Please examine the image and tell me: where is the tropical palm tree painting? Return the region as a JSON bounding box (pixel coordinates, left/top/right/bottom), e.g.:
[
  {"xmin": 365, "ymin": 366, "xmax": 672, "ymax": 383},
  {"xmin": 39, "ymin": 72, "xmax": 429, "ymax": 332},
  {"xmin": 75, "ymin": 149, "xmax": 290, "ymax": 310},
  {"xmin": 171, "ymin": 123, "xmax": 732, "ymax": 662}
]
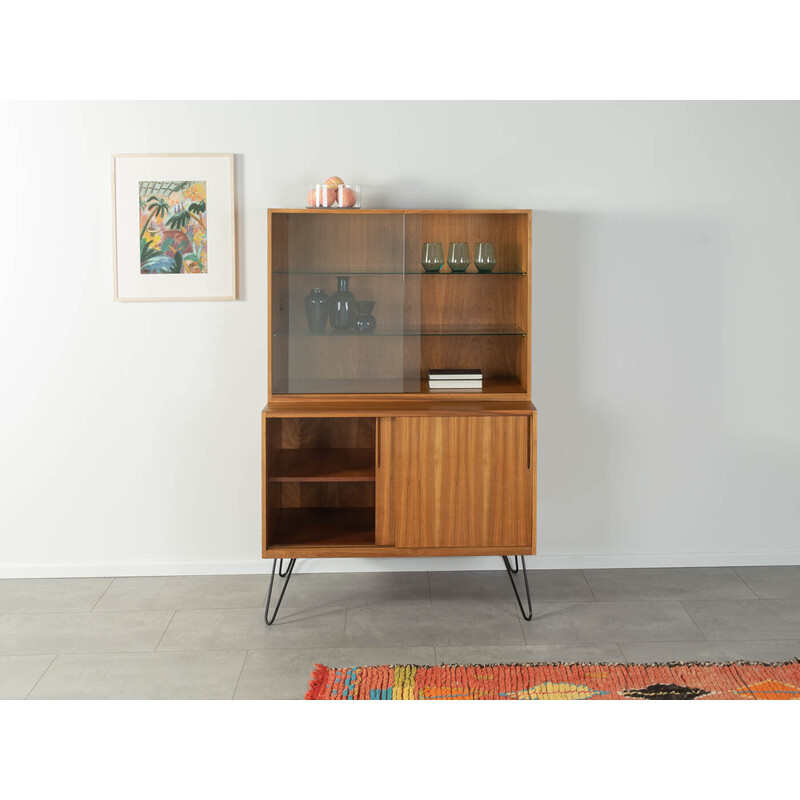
[{"xmin": 138, "ymin": 180, "xmax": 207, "ymax": 274}]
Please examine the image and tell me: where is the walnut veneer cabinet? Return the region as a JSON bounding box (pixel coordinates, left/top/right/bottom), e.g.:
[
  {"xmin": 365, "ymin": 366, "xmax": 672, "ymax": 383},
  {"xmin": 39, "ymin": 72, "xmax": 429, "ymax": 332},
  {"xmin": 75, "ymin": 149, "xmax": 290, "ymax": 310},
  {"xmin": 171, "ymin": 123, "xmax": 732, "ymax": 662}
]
[{"xmin": 262, "ymin": 209, "xmax": 537, "ymax": 623}]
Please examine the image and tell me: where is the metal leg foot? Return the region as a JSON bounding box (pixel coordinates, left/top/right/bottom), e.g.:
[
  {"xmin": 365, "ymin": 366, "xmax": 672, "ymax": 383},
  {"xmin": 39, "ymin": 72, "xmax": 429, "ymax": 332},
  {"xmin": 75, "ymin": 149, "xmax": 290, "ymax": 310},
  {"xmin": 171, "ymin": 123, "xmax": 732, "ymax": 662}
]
[
  {"xmin": 265, "ymin": 558, "xmax": 296, "ymax": 626},
  {"xmin": 502, "ymin": 555, "xmax": 532, "ymax": 621}
]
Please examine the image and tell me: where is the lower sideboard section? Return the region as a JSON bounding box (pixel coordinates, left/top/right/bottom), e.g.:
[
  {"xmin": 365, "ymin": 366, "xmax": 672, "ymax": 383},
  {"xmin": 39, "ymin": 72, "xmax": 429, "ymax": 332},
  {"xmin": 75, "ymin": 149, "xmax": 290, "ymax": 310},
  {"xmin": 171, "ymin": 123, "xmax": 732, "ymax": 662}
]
[{"xmin": 262, "ymin": 407, "xmax": 537, "ymax": 559}]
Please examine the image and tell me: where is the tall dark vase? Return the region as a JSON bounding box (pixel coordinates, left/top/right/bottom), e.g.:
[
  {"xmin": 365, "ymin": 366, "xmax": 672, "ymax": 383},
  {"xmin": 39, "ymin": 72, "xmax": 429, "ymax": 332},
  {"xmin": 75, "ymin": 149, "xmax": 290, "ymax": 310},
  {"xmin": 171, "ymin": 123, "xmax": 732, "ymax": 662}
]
[
  {"xmin": 329, "ymin": 275, "xmax": 355, "ymax": 330},
  {"xmin": 304, "ymin": 288, "xmax": 329, "ymax": 333}
]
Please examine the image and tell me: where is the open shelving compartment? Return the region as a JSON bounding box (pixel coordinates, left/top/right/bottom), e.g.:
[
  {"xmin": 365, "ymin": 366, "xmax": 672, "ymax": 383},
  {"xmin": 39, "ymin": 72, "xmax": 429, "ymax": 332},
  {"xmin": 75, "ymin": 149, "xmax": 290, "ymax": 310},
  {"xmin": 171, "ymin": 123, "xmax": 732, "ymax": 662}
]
[
  {"xmin": 268, "ymin": 209, "xmax": 531, "ymax": 401},
  {"xmin": 263, "ymin": 416, "xmax": 378, "ymax": 553}
]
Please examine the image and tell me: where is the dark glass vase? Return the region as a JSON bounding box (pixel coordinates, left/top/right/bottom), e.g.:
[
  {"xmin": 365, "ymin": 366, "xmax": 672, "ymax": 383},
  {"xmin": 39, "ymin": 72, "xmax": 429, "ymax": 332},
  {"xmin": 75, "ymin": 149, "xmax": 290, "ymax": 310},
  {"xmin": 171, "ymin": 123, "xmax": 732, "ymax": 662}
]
[
  {"xmin": 329, "ymin": 275, "xmax": 355, "ymax": 330},
  {"xmin": 352, "ymin": 300, "xmax": 377, "ymax": 334},
  {"xmin": 304, "ymin": 287, "xmax": 329, "ymax": 333}
]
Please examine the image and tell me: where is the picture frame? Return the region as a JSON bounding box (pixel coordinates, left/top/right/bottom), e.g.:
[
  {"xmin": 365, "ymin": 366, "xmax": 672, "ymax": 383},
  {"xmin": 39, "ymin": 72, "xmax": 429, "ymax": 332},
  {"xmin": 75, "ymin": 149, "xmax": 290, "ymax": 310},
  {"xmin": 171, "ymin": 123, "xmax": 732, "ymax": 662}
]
[{"xmin": 112, "ymin": 153, "xmax": 237, "ymax": 301}]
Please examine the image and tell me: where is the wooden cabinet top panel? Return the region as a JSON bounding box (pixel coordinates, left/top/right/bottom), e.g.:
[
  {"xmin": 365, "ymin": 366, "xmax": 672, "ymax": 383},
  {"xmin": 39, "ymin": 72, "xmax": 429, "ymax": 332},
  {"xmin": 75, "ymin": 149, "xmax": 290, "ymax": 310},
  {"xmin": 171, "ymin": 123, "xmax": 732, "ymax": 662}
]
[
  {"xmin": 268, "ymin": 209, "xmax": 532, "ymax": 215},
  {"xmin": 263, "ymin": 401, "xmax": 536, "ymax": 417}
]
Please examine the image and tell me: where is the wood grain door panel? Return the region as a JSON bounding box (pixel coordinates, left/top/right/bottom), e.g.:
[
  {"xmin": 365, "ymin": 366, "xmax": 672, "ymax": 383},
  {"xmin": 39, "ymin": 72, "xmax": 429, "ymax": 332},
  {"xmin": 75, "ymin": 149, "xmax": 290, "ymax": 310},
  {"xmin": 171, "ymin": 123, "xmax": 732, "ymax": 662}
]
[{"xmin": 382, "ymin": 416, "xmax": 532, "ymax": 549}]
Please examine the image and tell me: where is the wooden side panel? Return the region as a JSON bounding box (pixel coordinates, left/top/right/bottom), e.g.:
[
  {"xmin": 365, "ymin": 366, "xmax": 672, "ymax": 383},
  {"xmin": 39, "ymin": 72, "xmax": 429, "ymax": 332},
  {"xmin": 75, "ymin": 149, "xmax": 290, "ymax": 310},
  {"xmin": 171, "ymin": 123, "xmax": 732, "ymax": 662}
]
[
  {"xmin": 262, "ymin": 414, "xmax": 267, "ymax": 553},
  {"xmin": 384, "ymin": 416, "xmax": 532, "ymax": 549},
  {"xmin": 522, "ymin": 210, "xmax": 532, "ymax": 394},
  {"xmin": 263, "ymin": 418, "xmax": 283, "ymax": 551},
  {"xmin": 269, "ymin": 213, "xmax": 289, "ymax": 398},
  {"xmin": 531, "ymin": 410, "xmax": 538, "ymax": 553}
]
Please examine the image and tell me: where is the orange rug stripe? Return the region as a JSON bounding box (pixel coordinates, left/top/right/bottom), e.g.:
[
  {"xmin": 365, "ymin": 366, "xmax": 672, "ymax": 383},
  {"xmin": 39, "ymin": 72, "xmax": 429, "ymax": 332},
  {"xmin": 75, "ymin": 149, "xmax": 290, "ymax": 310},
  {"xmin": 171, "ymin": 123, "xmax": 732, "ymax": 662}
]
[{"xmin": 305, "ymin": 660, "xmax": 800, "ymax": 700}]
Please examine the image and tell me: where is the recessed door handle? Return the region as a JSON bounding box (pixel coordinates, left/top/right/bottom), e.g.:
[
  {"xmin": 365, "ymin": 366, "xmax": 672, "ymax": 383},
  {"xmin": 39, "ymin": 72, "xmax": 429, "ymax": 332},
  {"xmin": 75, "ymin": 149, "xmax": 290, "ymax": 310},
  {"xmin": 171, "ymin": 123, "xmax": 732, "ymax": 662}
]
[{"xmin": 527, "ymin": 416, "xmax": 532, "ymax": 469}]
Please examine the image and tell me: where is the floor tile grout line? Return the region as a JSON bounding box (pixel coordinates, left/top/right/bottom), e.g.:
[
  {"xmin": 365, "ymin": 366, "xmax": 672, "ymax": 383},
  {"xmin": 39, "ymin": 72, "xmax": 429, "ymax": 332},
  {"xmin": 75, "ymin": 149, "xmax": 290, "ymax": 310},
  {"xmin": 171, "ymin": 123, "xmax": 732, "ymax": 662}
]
[
  {"xmin": 25, "ymin": 647, "xmax": 272, "ymax": 657},
  {"xmin": 39, "ymin": 639, "xmax": 712, "ymax": 656},
  {"xmin": 230, "ymin": 650, "xmax": 250, "ymax": 700},
  {"xmin": 514, "ymin": 589, "xmax": 530, "ymax": 643},
  {"xmin": 731, "ymin": 566, "xmax": 765, "ymax": 599},
  {"xmin": 152, "ymin": 610, "xmax": 177, "ymax": 652},
  {"xmin": 89, "ymin": 578, "xmax": 116, "ymax": 612},
  {"xmin": 579, "ymin": 570, "xmax": 599, "ymax": 602},
  {"xmin": 678, "ymin": 600, "xmax": 709, "ymax": 641},
  {"xmin": 89, "ymin": 575, "xmax": 119, "ymax": 613},
  {"xmin": 86, "ymin": 603, "xmax": 286, "ymax": 613},
  {"xmin": 23, "ymin": 653, "xmax": 58, "ymax": 700}
]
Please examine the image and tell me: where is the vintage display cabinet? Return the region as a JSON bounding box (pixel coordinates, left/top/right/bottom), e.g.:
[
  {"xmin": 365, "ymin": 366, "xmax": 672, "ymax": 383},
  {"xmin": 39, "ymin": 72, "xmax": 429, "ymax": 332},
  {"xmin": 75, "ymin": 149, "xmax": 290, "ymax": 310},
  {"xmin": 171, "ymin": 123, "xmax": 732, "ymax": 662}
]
[{"xmin": 262, "ymin": 209, "xmax": 537, "ymax": 623}]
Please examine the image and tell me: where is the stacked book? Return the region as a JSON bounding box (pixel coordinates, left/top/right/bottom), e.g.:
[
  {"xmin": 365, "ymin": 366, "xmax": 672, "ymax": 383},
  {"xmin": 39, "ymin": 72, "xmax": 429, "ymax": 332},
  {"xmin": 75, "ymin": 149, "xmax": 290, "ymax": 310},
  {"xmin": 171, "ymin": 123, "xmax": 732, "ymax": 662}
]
[{"xmin": 428, "ymin": 369, "xmax": 483, "ymax": 391}]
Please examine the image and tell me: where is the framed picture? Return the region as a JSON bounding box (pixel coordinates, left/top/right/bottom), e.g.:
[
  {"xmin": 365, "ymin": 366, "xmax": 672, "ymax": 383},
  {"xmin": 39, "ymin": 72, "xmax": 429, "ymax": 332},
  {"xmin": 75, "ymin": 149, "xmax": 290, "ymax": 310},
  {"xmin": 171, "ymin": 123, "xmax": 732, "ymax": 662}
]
[{"xmin": 112, "ymin": 153, "xmax": 236, "ymax": 301}]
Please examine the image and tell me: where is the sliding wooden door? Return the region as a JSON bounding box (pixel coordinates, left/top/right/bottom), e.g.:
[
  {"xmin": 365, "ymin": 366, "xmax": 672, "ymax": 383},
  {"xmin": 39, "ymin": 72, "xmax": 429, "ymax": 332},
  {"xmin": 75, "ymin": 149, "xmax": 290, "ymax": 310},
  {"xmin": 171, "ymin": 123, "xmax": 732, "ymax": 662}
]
[{"xmin": 377, "ymin": 415, "xmax": 533, "ymax": 550}]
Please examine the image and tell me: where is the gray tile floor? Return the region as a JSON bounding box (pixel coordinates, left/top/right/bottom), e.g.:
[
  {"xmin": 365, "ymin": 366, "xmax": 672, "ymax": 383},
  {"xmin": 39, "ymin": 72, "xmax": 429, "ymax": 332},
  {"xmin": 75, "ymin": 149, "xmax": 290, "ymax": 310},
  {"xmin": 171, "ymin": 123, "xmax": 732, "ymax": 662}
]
[{"xmin": 1, "ymin": 566, "xmax": 798, "ymax": 699}]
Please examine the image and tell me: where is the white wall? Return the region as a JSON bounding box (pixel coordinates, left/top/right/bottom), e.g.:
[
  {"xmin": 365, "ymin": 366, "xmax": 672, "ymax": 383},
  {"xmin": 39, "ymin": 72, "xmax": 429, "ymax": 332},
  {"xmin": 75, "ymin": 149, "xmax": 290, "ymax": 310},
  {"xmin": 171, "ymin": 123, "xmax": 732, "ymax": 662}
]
[{"xmin": 2, "ymin": 101, "xmax": 799, "ymax": 577}]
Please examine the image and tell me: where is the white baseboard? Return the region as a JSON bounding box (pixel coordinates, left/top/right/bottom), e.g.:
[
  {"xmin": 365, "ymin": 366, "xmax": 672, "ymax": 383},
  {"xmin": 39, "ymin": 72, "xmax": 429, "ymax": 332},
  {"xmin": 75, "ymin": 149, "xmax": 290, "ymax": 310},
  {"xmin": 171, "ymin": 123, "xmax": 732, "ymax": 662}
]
[{"xmin": 2, "ymin": 551, "xmax": 799, "ymax": 578}]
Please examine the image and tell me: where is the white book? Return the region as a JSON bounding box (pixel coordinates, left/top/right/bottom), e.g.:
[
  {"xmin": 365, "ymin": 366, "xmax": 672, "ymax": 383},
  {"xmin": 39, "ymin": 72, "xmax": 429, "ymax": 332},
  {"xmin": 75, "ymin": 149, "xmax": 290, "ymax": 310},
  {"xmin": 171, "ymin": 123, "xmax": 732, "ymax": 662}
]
[
  {"xmin": 428, "ymin": 386, "xmax": 482, "ymax": 392},
  {"xmin": 428, "ymin": 379, "xmax": 483, "ymax": 389},
  {"xmin": 428, "ymin": 369, "xmax": 482, "ymax": 381}
]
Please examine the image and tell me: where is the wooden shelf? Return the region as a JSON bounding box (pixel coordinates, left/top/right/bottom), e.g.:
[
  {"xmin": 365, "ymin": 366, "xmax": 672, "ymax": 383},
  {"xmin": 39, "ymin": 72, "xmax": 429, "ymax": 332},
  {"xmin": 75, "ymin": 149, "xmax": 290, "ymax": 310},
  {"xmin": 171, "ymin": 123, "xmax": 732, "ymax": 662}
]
[
  {"xmin": 269, "ymin": 448, "xmax": 375, "ymax": 482},
  {"xmin": 419, "ymin": 377, "xmax": 524, "ymax": 395},
  {"xmin": 269, "ymin": 507, "xmax": 375, "ymax": 548},
  {"xmin": 273, "ymin": 269, "xmax": 526, "ymax": 275}
]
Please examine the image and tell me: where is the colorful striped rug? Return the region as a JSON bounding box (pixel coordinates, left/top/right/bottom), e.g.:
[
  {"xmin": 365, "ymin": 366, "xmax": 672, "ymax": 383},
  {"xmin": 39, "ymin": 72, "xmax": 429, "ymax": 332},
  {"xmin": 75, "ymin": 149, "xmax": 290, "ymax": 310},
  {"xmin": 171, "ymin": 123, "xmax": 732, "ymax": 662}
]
[{"xmin": 305, "ymin": 660, "xmax": 800, "ymax": 700}]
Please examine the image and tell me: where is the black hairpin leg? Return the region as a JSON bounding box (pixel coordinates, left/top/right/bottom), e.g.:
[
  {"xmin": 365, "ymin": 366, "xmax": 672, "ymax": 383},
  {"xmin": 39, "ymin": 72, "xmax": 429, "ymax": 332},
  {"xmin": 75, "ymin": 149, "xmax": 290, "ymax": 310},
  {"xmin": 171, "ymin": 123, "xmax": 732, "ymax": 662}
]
[
  {"xmin": 507, "ymin": 556, "xmax": 519, "ymax": 574},
  {"xmin": 502, "ymin": 555, "xmax": 532, "ymax": 621},
  {"xmin": 264, "ymin": 558, "xmax": 296, "ymax": 625},
  {"xmin": 278, "ymin": 559, "xmax": 291, "ymax": 577}
]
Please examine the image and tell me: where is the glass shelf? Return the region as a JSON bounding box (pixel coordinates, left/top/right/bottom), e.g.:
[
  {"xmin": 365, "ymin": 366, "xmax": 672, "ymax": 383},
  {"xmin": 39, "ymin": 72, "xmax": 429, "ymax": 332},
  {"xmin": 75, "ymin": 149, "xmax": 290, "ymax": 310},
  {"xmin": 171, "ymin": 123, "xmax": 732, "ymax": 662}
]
[
  {"xmin": 274, "ymin": 324, "xmax": 526, "ymax": 337},
  {"xmin": 274, "ymin": 269, "xmax": 403, "ymax": 275},
  {"xmin": 417, "ymin": 270, "xmax": 526, "ymax": 275},
  {"xmin": 273, "ymin": 269, "xmax": 526, "ymax": 275}
]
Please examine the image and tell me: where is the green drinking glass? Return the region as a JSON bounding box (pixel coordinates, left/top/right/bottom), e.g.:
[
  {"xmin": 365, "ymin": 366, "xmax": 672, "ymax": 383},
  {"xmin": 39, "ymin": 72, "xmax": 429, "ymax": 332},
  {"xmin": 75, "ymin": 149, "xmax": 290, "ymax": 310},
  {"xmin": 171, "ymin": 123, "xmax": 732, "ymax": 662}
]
[
  {"xmin": 474, "ymin": 242, "xmax": 497, "ymax": 272},
  {"xmin": 421, "ymin": 242, "xmax": 444, "ymax": 272},
  {"xmin": 447, "ymin": 242, "xmax": 470, "ymax": 272}
]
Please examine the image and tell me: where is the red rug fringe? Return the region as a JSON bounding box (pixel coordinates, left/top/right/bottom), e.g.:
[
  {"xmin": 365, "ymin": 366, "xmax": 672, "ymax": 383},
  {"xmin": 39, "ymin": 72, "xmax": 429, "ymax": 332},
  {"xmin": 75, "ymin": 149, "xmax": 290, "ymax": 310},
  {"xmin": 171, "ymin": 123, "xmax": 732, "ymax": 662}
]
[{"xmin": 305, "ymin": 663, "xmax": 329, "ymax": 700}]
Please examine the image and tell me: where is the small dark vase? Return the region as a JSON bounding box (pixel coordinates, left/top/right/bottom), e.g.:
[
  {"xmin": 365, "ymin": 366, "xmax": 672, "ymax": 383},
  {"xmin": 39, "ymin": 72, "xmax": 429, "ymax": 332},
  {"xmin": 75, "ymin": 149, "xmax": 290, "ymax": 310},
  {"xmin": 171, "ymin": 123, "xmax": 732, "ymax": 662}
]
[
  {"xmin": 352, "ymin": 300, "xmax": 377, "ymax": 334},
  {"xmin": 329, "ymin": 275, "xmax": 355, "ymax": 330},
  {"xmin": 304, "ymin": 288, "xmax": 329, "ymax": 333}
]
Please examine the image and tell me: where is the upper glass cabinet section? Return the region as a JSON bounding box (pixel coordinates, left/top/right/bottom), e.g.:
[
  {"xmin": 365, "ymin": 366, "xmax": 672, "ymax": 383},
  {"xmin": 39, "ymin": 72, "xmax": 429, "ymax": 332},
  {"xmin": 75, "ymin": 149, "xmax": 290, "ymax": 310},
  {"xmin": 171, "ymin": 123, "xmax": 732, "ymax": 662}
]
[{"xmin": 269, "ymin": 210, "xmax": 531, "ymax": 398}]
